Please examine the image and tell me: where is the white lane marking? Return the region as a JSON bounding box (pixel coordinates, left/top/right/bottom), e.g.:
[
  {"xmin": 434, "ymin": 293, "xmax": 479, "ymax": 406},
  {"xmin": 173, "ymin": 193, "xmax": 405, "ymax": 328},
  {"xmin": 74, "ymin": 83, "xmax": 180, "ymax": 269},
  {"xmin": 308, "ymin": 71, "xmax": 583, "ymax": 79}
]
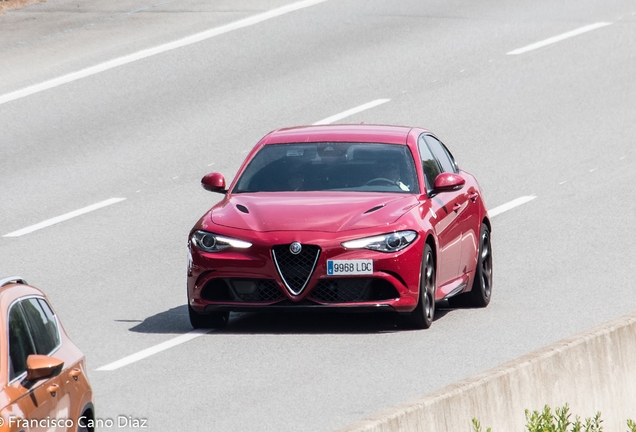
[
  {"xmin": 559, "ymin": 180, "xmax": 567, "ymax": 185},
  {"xmin": 96, "ymin": 329, "xmax": 210, "ymax": 371},
  {"xmin": 3, "ymin": 198, "xmax": 126, "ymax": 237},
  {"xmin": 489, "ymin": 195, "xmax": 536, "ymax": 218},
  {"xmin": 313, "ymin": 99, "xmax": 391, "ymax": 125},
  {"xmin": 506, "ymin": 22, "xmax": 612, "ymax": 55},
  {"xmin": 590, "ymin": 168, "xmax": 597, "ymax": 172},
  {"xmin": 0, "ymin": 0, "xmax": 329, "ymax": 106}
]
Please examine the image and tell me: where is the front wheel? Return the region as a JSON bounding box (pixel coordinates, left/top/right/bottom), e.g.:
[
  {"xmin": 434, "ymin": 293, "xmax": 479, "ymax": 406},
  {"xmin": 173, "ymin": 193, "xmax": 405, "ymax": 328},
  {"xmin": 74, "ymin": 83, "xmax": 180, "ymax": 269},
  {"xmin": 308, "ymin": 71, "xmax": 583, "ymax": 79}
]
[
  {"xmin": 188, "ymin": 304, "xmax": 229, "ymax": 329},
  {"xmin": 407, "ymin": 244, "xmax": 436, "ymax": 329},
  {"xmin": 77, "ymin": 413, "xmax": 94, "ymax": 432}
]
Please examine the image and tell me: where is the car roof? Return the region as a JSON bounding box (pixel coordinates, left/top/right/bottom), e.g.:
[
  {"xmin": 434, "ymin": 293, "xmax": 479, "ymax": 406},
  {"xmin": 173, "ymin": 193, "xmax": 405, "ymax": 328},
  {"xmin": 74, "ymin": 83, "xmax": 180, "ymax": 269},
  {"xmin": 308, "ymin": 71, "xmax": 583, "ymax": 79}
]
[
  {"xmin": 0, "ymin": 276, "xmax": 46, "ymax": 302},
  {"xmin": 262, "ymin": 124, "xmax": 417, "ymax": 145}
]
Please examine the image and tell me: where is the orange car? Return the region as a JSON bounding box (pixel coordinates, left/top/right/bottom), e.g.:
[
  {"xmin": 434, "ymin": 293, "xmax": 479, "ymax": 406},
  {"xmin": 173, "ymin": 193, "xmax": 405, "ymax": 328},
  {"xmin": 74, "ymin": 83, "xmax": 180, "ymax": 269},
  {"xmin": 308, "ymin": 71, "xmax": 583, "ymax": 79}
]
[{"xmin": 0, "ymin": 277, "xmax": 94, "ymax": 431}]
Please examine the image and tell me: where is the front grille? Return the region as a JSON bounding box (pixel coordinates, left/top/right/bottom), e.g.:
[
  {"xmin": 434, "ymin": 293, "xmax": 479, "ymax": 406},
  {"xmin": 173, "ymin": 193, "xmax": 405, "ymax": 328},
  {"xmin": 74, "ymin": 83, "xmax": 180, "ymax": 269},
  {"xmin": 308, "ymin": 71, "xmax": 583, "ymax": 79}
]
[
  {"xmin": 310, "ymin": 278, "xmax": 399, "ymax": 303},
  {"xmin": 272, "ymin": 244, "xmax": 320, "ymax": 295}
]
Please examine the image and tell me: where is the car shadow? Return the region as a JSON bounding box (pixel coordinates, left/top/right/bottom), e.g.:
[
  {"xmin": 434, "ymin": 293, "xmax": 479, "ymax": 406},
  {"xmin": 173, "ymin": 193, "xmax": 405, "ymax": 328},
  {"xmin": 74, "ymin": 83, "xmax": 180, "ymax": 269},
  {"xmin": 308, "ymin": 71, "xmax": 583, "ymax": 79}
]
[
  {"xmin": 125, "ymin": 305, "xmax": 192, "ymax": 334},
  {"xmin": 125, "ymin": 304, "xmax": 453, "ymax": 335}
]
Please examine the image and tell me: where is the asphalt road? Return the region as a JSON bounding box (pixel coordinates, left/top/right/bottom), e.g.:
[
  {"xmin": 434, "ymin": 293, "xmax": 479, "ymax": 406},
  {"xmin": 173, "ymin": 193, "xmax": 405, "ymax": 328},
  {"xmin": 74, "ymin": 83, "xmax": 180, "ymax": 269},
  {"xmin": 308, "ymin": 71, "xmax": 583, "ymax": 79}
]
[{"xmin": 1, "ymin": 0, "xmax": 636, "ymax": 430}]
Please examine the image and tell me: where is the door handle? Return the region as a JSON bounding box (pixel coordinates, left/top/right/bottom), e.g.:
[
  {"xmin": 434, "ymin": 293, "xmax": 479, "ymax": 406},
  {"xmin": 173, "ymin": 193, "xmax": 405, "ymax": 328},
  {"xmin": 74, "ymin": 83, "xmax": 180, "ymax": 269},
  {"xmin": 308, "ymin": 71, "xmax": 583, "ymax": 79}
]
[
  {"xmin": 70, "ymin": 368, "xmax": 81, "ymax": 381},
  {"xmin": 47, "ymin": 384, "xmax": 60, "ymax": 396},
  {"xmin": 453, "ymin": 203, "xmax": 461, "ymax": 212},
  {"xmin": 468, "ymin": 192, "xmax": 479, "ymax": 202}
]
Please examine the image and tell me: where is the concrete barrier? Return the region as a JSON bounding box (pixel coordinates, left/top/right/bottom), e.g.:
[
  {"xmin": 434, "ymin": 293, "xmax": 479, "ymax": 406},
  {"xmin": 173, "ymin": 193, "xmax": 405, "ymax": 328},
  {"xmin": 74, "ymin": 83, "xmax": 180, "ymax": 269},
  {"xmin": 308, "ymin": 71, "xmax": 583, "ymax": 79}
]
[{"xmin": 339, "ymin": 312, "xmax": 636, "ymax": 432}]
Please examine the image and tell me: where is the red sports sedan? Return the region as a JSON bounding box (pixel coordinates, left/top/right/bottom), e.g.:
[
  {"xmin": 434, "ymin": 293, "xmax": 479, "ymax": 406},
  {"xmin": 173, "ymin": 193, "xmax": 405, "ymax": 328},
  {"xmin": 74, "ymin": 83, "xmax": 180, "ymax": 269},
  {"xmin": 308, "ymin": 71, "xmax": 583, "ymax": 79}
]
[{"xmin": 187, "ymin": 124, "xmax": 492, "ymax": 329}]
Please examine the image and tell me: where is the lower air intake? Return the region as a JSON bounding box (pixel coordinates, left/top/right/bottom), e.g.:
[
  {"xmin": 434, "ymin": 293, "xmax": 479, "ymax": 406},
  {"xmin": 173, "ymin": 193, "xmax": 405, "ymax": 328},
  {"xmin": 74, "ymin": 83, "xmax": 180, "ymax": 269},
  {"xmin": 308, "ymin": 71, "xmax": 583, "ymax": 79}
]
[{"xmin": 310, "ymin": 279, "xmax": 399, "ymax": 303}]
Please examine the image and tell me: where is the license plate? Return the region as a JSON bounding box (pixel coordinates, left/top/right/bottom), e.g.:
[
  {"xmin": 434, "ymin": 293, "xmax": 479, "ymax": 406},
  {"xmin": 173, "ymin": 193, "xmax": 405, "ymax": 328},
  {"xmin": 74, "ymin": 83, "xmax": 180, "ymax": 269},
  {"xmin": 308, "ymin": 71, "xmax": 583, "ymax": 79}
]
[{"xmin": 327, "ymin": 260, "xmax": 373, "ymax": 275}]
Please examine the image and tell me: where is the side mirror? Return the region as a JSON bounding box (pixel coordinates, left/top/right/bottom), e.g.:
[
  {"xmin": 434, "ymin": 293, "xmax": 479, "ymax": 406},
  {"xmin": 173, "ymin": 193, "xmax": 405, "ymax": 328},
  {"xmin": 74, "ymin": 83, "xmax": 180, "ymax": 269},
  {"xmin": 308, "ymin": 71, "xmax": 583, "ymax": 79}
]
[
  {"xmin": 433, "ymin": 172, "xmax": 465, "ymax": 193},
  {"xmin": 201, "ymin": 172, "xmax": 227, "ymax": 194},
  {"xmin": 26, "ymin": 354, "xmax": 64, "ymax": 381}
]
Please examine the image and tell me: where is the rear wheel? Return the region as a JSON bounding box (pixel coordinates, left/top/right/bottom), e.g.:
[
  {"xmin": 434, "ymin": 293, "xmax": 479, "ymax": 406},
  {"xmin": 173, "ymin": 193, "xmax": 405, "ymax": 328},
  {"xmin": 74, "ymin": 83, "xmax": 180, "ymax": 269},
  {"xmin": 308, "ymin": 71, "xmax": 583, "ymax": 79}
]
[
  {"xmin": 407, "ymin": 244, "xmax": 436, "ymax": 329},
  {"xmin": 447, "ymin": 223, "xmax": 493, "ymax": 308},
  {"xmin": 188, "ymin": 304, "xmax": 229, "ymax": 329},
  {"xmin": 470, "ymin": 223, "xmax": 493, "ymax": 307}
]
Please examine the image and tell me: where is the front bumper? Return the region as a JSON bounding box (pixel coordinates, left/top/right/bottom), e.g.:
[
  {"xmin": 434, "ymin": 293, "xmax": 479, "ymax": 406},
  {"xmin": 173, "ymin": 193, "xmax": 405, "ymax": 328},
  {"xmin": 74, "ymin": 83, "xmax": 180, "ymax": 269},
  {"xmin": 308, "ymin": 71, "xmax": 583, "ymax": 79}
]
[{"xmin": 187, "ymin": 230, "xmax": 424, "ymax": 314}]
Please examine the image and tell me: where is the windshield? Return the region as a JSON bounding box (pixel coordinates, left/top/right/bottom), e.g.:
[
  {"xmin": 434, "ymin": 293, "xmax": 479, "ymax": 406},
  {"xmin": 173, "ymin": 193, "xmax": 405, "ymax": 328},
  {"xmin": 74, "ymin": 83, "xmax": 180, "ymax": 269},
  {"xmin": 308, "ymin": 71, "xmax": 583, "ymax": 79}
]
[{"xmin": 233, "ymin": 142, "xmax": 420, "ymax": 194}]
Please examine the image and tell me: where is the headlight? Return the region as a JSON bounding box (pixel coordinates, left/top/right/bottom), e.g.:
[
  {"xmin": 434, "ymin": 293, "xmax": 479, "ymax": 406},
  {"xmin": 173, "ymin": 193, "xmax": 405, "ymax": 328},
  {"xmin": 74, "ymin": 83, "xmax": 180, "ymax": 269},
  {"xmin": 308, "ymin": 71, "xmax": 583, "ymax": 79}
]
[
  {"xmin": 341, "ymin": 230, "xmax": 417, "ymax": 253},
  {"xmin": 191, "ymin": 230, "xmax": 252, "ymax": 252}
]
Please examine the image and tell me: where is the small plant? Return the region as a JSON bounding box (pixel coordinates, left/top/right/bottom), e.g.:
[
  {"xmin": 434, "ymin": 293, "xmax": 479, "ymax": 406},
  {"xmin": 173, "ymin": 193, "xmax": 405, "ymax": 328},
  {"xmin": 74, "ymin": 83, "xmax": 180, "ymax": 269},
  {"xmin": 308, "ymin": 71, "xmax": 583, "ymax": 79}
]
[
  {"xmin": 524, "ymin": 404, "xmax": 604, "ymax": 432},
  {"xmin": 472, "ymin": 403, "xmax": 634, "ymax": 432},
  {"xmin": 472, "ymin": 418, "xmax": 491, "ymax": 432}
]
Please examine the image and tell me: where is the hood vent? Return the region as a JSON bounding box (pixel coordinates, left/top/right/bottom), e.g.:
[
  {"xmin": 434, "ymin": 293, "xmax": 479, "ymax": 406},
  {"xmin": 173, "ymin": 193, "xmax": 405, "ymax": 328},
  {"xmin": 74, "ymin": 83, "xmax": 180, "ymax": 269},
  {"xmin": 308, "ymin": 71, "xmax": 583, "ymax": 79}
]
[
  {"xmin": 236, "ymin": 204, "xmax": 249, "ymax": 214},
  {"xmin": 364, "ymin": 204, "xmax": 385, "ymax": 214}
]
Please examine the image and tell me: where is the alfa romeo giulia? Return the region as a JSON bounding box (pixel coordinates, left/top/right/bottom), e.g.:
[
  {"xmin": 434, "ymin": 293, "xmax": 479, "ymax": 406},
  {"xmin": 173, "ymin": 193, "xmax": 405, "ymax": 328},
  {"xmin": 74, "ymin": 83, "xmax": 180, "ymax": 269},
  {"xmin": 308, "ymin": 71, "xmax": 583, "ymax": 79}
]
[{"xmin": 187, "ymin": 124, "xmax": 492, "ymax": 329}]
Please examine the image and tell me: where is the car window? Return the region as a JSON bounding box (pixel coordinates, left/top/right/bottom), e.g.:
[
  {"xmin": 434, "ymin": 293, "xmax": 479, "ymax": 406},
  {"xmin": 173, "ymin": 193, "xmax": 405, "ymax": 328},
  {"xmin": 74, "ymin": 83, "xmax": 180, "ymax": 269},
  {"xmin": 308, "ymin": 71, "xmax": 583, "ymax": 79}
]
[
  {"xmin": 9, "ymin": 303, "xmax": 37, "ymax": 381},
  {"xmin": 22, "ymin": 298, "xmax": 61, "ymax": 356},
  {"xmin": 233, "ymin": 143, "xmax": 420, "ymax": 194},
  {"xmin": 424, "ymin": 135, "xmax": 457, "ymax": 173},
  {"xmin": 417, "ymin": 135, "xmax": 441, "ymax": 192}
]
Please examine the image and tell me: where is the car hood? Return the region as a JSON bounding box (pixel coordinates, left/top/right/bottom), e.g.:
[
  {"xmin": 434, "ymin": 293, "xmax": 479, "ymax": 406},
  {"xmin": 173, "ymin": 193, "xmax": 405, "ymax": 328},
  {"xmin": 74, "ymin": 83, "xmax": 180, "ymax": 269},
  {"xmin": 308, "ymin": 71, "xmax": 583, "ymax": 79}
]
[{"xmin": 207, "ymin": 192, "xmax": 419, "ymax": 233}]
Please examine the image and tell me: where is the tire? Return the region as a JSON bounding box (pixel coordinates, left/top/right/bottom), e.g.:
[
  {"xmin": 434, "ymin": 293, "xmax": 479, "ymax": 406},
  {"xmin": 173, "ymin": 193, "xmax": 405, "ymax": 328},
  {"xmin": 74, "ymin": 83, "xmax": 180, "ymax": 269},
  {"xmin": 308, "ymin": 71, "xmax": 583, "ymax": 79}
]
[
  {"xmin": 77, "ymin": 407, "xmax": 94, "ymax": 432},
  {"xmin": 188, "ymin": 304, "xmax": 229, "ymax": 329},
  {"xmin": 407, "ymin": 244, "xmax": 436, "ymax": 329},
  {"xmin": 469, "ymin": 223, "xmax": 493, "ymax": 307}
]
